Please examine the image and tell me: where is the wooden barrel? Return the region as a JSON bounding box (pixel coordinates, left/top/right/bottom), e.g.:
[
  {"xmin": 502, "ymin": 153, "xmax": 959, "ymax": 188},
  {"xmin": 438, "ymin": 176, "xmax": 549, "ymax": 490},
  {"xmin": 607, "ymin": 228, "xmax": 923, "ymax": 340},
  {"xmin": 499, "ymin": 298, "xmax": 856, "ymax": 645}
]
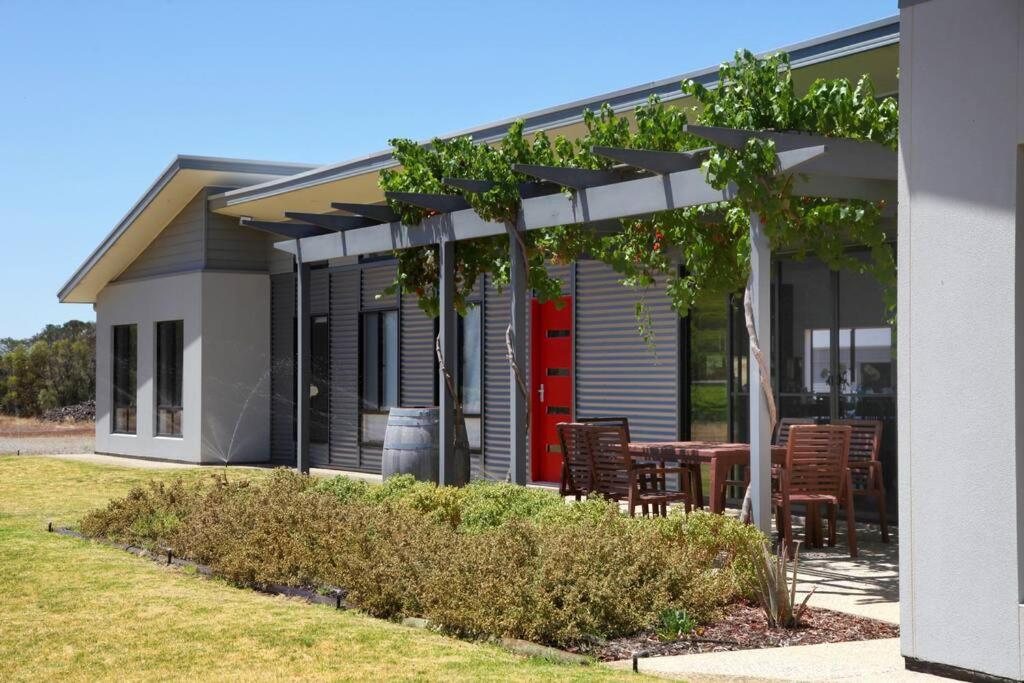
[{"xmin": 382, "ymin": 407, "xmax": 470, "ymax": 485}]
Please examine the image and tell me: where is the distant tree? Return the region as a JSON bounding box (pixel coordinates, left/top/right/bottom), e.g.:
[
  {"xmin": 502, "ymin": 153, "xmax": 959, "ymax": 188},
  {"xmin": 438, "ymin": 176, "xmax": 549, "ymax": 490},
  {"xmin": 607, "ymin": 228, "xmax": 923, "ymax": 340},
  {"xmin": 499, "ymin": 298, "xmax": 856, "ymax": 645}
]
[{"xmin": 0, "ymin": 320, "xmax": 95, "ymax": 416}]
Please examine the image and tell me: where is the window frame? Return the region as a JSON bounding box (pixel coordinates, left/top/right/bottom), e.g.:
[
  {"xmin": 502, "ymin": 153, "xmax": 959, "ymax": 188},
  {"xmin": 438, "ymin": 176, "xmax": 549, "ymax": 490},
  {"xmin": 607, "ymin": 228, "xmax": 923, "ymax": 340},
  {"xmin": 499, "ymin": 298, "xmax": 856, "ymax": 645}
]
[
  {"xmin": 359, "ymin": 308, "xmax": 399, "ymax": 445},
  {"xmin": 111, "ymin": 324, "xmax": 138, "ymax": 435},
  {"xmin": 154, "ymin": 319, "xmax": 184, "ymax": 438}
]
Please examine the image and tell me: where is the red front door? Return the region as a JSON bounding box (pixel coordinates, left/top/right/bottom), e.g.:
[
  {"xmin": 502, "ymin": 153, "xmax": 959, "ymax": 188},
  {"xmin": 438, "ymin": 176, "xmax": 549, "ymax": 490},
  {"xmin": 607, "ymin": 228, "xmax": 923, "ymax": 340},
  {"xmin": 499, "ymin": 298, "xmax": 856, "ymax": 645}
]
[{"xmin": 530, "ymin": 296, "xmax": 573, "ymax": 483}]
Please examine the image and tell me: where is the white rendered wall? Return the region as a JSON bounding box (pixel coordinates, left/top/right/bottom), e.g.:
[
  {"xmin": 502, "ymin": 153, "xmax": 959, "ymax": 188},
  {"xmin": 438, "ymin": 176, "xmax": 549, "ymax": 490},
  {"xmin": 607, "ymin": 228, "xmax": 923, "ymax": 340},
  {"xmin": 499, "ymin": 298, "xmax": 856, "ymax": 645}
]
[
  {"xmin": 899, "ymin": 1, "xmax": 1024, "ymax": 678},
  {"xmin": 95, "ymin": 272, "xmax": 204, "ymax": 461},
  {"xmin": 199, "ymin": 271, "xmax": 270, "ymax": 464},
  {"xmin": 95, "ymin": 271, "xmax": 271, "ymax": 464}
]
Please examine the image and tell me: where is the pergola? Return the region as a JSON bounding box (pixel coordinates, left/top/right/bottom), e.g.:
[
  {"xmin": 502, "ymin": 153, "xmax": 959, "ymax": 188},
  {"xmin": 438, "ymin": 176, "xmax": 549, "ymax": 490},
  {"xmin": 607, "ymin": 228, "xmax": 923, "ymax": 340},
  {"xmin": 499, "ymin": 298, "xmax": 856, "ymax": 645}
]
[{"xmin": 241, "ymin": 124, "xmax": 897, "ymax": 533}]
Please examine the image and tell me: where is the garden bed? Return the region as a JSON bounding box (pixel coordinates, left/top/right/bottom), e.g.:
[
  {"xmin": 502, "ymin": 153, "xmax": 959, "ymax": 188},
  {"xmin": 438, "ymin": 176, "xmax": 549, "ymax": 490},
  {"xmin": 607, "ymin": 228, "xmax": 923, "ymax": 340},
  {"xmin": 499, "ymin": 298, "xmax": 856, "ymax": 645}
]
[
  {"xmin": 571, "ymin": 602, "xmax": 898, "ymax": 662},
  {"xmin": 74, "ymin": 469, "xmax": 892, "ymax": 659}
]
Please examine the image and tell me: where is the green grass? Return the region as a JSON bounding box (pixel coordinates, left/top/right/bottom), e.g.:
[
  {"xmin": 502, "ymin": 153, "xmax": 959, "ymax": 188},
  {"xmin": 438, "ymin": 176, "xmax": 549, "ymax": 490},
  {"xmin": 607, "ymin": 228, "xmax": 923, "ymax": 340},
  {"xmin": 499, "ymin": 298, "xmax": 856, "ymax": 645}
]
[{"xmin": 0, "ymin": 456, "xmax": 646, "ymax": 682}]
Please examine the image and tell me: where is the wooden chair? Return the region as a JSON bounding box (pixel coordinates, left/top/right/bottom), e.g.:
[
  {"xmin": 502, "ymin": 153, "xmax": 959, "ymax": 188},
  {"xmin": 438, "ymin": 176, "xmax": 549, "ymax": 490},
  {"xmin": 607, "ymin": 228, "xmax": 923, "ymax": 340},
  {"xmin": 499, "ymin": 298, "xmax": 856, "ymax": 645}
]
[
  {"xmin": 584, "ymin": 423, "xmax": 692, "ymax": 517},
  {"xmin": 556, "ymin": 422, "xmax": 593, "ymax": 499},
  {"xmin": 774, "ymin": 424, "xmax": 857, "ymax": 558},
  {"xmin": 833, "ymin": 419, "xmax": 889, "ymax": 542},
  {"xmin": 775, "ymin": 417, "xmax": 817, "ymax": 446}
]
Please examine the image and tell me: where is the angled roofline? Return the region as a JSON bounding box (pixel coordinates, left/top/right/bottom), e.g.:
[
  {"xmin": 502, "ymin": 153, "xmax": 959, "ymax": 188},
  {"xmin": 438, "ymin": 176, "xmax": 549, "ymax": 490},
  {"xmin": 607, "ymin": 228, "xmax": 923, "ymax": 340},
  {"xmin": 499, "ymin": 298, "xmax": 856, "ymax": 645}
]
[
  {"xmin": 209, "ymin": 14, "xmax": 899, "ymax": 210},
  {"xmin": 57, "ymin": 155, "xmax": 317, "ymax": 302}
]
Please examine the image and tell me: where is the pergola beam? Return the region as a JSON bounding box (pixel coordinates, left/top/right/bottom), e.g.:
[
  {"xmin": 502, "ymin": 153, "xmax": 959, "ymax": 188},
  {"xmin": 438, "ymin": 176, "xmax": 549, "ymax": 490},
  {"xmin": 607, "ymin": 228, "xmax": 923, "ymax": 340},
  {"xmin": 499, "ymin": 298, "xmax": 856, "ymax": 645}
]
[
  {"xmin": 330, "ymin": 202, "xmax": 400, "ymax": 223},
  {"xmin": 512, "ymin": 163, "xmax": 620, "ymax": 190},
  {"xmin": 686, "ymin": 124, "xmax": 896, "ymax": 181},
  {"xmin": 240, "ymin": 218, "xmax": 333, "ymax": 240},
  {"xmin": 442, "ymin": 177, "xmax": 495, "ymax": 194},
  {"xmin": 283, "ymin": 212, "xmax": 379, "ymax": 231},
  {"xmin": 591, "ymin": 145, "xmax": 709, "ymax": 174},
  {"xmin": 384, "ymin": 191, "xmax": 470, "ymax": 213}
]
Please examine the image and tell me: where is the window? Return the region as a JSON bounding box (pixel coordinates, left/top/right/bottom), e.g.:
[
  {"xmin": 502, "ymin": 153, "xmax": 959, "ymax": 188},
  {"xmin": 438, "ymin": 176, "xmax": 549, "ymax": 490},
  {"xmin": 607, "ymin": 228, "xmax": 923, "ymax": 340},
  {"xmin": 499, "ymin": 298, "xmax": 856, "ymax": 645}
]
[
  {"xmin": 112, "ymin": 324, "xmax": 137, "ymax": 434},
  {"xmin": 155, "ymin": 320, "xmax": 183, "ymax": 437},
  {"xmin": 459, "ymin": 306, "xmax": 482, "ymax": 450},
  {"xmin": 361, "ymin": 310, "xmax": 398, "ymax": 443}
]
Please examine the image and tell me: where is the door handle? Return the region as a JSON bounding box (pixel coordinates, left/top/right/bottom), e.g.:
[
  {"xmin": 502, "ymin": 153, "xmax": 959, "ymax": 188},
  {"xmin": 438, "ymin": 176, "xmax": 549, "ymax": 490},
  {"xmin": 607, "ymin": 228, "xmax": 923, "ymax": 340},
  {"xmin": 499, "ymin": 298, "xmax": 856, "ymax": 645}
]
[{"xmin": 538, "ymin": 383, "xmax": 545, "ymax": 403}]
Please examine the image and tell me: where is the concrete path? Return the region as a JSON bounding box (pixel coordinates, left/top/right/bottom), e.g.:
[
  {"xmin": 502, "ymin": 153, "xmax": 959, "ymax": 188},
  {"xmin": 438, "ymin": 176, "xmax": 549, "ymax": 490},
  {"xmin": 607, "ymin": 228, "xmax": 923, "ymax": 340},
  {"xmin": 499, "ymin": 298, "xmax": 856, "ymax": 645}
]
[
  {"xmin": 35, "ymin": 452, "xmax": 386, "ymax": 483},
  {"xmin": 612, "ymin": 638, "xmax": 938, "ymax": 682}
]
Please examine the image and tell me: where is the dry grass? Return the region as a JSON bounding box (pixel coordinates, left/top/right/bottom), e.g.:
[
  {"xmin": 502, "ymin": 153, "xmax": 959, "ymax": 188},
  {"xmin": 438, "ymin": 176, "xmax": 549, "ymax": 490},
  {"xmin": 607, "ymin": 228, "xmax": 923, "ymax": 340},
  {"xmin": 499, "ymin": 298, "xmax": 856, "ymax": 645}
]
[
  {"xmin": 0, "ymin": 415, "xmax": 92, "ymax": 436},
  {"xmin": 0, "ymin": 456, "xmax": 646, "ymax": 682}
]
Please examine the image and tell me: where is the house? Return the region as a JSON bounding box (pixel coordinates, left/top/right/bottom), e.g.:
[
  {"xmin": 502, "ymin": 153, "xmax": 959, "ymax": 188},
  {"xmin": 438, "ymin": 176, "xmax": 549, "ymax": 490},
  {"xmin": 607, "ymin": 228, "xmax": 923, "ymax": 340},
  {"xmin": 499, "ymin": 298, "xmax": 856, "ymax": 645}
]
[
  {"xmin": 57, "ymin": 2, "xmax": 1024, "ymax": 679},
  {"xmin": 57, "ymin": 16, "xmax": 899, "ymax": 485}
]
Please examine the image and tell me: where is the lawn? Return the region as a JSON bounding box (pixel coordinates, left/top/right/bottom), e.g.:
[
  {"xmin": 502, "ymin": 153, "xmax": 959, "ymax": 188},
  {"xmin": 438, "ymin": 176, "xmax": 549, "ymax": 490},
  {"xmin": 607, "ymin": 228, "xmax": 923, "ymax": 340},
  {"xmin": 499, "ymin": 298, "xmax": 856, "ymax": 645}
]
[{"xmin": 0, "ymin": 456, "xmax": 644, "ymax": 682}]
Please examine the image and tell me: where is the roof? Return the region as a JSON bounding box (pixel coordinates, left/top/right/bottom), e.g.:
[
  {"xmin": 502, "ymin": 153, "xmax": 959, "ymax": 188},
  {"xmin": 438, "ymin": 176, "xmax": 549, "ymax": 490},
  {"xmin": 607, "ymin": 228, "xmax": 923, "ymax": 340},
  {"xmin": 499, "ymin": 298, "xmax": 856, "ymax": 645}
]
[
  {"xmin": 57, "ymin": 156, "xmax": 317, "ymax": 303},
  {"xmin": 208, "ymin": 15, "xmax": 899, "ymax": 215}
]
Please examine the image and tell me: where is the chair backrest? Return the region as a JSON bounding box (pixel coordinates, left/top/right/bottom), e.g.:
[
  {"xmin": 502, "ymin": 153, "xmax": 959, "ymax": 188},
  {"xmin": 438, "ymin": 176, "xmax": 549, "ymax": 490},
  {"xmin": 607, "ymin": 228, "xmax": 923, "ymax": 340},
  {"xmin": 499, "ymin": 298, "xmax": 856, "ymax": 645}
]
[
  {"xmin": 831, "ymin": 419, "xmax": 882, "ymax": 466},
  {"xmin": 785, "ymin": 424, "xmax": 852, "ymax": 497},
  {"xmin": 775, "ymin": 417, "xmax": 817, "ymax": 446},
  {"xmin": 584, "ymin": 423, "xmax": 633, "ymax": 499},
  {"xmin": 556, "ymin": 422, "xmax": 592, "ymax": 496},
  {"xmin": 577, "ymin": 416, "xmax": 631, "ymax": 442}
]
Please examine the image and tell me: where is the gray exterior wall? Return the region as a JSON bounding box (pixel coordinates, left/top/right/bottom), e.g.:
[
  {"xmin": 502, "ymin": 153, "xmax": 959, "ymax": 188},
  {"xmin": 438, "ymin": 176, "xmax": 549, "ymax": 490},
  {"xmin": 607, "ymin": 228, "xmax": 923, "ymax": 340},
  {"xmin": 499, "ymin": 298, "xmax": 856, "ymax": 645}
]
[
  {"xmin": 95, "ymin": 270, "xmax": 270, "ymax": 464},
  {"xmin": 898, "ymin": 1, "xmax": 1024, "ymax": 679},
  {"xmin": 116, "ymin": 191, "xmax": 206, "ymax": 281},
  {"xmin": 267, "ymin": 258, "xmax": 681, "ymax": 479},
  {"xmin": 117, "ymin": 186, "xmax": 271, "ymax": 283},
  {"xmin": 575, "ymin": 261, "xmax": 679, "ymax": 442}
]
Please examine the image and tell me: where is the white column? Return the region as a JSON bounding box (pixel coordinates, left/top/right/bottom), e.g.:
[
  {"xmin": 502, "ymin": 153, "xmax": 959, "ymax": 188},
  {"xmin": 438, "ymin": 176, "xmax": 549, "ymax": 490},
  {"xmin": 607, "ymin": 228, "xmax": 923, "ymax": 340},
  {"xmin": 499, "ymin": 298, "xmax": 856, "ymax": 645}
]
[
  {"xmin": 437, "ymin": 239, "xmax": 457, "ymax": 485},
  {"xmin": 748, "ymin": 212, "xmax": 772, "ymax": 534},
  {"xmin": 294, "ymin": 247, "xmax": 311, "ymax": 474}
]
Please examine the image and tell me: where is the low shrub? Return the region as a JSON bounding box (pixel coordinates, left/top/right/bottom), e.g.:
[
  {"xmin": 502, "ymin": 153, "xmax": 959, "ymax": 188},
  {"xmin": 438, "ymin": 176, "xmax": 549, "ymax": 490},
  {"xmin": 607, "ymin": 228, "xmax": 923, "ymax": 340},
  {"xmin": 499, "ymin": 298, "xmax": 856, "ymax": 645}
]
[{"xmin": 81, "ymin": 470, "xmax": 764, "ymax": 647}]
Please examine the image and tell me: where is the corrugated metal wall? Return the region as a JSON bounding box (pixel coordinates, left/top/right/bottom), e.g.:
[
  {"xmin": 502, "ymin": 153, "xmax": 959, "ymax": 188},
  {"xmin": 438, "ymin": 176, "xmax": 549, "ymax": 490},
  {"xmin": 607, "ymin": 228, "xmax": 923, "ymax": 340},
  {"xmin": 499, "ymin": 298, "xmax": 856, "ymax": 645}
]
[
  {"xmin": 482, "ymin": 275, "xmax": 512, "ymax": 479},
  {"xmin": 329, "ymin": 269, "xmax": 360, "ymax": 470},
  {"xmin": 269, "ymin": 272, "xmax": 295, "ymax": 465},
  {"xmin": 401, "ymin": 294, "xmax": 434, "ymax": 407},
  {"xmin": 270, "ymin": 258, "xmax": 679, "ymax": 477},
  {"xmin": 574, "ymin": 260, "xmax": 679, "ymax": 441}
]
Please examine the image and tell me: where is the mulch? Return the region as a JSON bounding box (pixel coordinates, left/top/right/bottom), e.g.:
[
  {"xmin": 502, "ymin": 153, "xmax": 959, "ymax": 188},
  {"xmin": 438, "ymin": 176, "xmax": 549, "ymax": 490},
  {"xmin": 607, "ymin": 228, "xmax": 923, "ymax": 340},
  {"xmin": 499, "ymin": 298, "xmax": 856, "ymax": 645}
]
[{"xmin": 570, "ymin": 601, "xmax": 899, "ymax": 662}]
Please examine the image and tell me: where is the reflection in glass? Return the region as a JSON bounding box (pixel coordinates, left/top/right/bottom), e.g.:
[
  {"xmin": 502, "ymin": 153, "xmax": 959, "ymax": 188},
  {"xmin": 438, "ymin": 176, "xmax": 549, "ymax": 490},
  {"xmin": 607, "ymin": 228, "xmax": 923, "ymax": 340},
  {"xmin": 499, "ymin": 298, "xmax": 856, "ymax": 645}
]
[
  {"xmin": 155, "ymin": 320, "xmax": 183, "ymax": 437},
  {"xmin": 689, "ymin": 292, "xmax": 729, "ymax": 441},
  {"xmin": 112, "ymin": 324, "xmax": 137, "ymax": 434}
]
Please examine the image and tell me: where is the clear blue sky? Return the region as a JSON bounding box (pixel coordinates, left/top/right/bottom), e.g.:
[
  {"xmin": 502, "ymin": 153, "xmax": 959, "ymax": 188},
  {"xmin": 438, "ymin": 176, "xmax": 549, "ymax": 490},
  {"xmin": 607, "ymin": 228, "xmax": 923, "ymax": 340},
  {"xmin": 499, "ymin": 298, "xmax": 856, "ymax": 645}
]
[{"xmin": 0, "ymin": 0, "xmax": 895, "ymax": 339}]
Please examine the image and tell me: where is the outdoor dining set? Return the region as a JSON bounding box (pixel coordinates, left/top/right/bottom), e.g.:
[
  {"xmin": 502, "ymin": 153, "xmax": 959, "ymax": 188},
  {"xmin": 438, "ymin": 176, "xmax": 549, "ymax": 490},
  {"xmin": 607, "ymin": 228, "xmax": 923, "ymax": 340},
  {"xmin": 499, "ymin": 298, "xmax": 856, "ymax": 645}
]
[{"xmin": 556, "ymin": 417, "xmax": 890, "ymax": 558}]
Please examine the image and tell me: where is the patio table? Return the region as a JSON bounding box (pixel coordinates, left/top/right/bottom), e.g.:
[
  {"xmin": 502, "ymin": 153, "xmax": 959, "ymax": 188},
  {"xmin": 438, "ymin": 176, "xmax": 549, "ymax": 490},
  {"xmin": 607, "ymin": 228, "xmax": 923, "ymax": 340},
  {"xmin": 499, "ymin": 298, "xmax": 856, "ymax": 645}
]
[{"xmin": 628, "ymin": 441, "xmax": 787, "ymax": 514}]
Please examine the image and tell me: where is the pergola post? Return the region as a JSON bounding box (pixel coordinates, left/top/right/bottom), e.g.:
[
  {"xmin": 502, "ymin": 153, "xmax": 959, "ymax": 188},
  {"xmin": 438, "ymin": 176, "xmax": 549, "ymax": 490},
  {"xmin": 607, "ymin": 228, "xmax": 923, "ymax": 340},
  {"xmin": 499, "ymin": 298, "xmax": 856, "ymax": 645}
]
[
  {"xmin": 508, "ymin": 224, "xmax": 527, "ymax": 485},
  {"xmin": 748, "ymin": 212, "xmax": 772, "ymax": 534},
  {"xmin": 294, "ymin": 246, "xmax": 311, "ymax": 475},
  {"xmin": 437, "ymin": 238, "xmax": 458, "ymax": 485}
]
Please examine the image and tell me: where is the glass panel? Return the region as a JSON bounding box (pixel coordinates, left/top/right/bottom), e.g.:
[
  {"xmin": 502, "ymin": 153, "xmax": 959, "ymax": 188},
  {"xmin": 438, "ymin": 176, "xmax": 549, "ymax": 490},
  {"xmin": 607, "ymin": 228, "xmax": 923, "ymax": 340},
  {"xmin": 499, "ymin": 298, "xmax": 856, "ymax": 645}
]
[
  {"xmin": 460, "ymin": 306, "xmax": 482, "ymax": 415},
  {"xmin": 689, "ymin": 291, "xmax": 729, "ymax": 441},
  {"xmin": 776, "ymin": 258, "xmax": 832, "ymax": 423},
  {"xmin": 310, "ymin": 317, "xmax": 329, "ymax": 444},
  {"xmin": 155, "ymin": 320, "xmax": 183, "ymax": 437},
  {"xmin": 361, "ymin": 413, "xmax": 389, "ymax": 444},
  {"xmin": 112, "ymin": 324, "xmax": 137, "ymax": 434},
  {"xmin": 839, "ymin": 253, "xmax": 897, "ymax": 503},
  {"xmin": 382, "ymin": 310, "xmax": 398, "ymax": 409},
  {"xmin": 361, "ymin": 312, "xmax": 379, "ymax": 411}
]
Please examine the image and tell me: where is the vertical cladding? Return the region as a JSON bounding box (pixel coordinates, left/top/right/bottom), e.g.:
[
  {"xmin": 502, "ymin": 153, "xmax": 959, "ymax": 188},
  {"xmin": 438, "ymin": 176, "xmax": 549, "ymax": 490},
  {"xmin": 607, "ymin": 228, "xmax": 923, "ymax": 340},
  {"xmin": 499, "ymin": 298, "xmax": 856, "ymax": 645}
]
[
  {"xmin": 481, "ymin": 264, "xmax": 569, "ymax": 481},
  {"xmin": 574, "ymin": 260, "xmax": 678, "ymax": 441},
  {"xmin": 401, "ymin": 294, "xmax": 434, "ymax": 407},
  {"xmin": 116, "ymin": 191, "xmax": 206, "ymax": 281},
  {"xmin": 270, "ymin": 273, "xmax": 295, "ymax": 465},
  {"xmin": 482, "ymin": 274, "xmax": 511, "ymax": 479},
  {"xmin": 361, "ymin": 263, "xmax": 397, "ymax": 309},
  {"xmin": 329, "ymin": 269, "xmax": 360, "ymax": 470},
  {"xmin": 310, "ymin": 269, "xmax": 330, "ymax": 317}
]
